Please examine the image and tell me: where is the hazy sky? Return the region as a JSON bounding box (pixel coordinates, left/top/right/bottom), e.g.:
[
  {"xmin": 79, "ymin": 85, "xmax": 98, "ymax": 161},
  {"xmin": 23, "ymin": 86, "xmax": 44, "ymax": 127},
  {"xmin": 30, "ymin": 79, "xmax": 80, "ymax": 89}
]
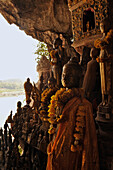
[{"xmin": 0, "ymin": 14, "xmax": 39, "ymax": 83}]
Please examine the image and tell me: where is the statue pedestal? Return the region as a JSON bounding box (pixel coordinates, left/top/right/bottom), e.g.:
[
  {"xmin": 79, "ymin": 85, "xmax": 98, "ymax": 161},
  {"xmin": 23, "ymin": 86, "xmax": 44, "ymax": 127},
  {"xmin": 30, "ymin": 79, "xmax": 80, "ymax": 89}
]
[{"xmin": 96, "ymin": 103, "xmax": 113, "ymax": 170}]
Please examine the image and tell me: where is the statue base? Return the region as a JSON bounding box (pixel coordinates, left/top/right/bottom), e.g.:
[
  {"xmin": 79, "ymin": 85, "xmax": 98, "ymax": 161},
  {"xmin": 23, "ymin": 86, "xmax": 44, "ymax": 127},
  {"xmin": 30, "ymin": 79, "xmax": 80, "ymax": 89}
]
[{"xmin": 96, "ymin": 102, "xmax": 113, "ymax": 170}]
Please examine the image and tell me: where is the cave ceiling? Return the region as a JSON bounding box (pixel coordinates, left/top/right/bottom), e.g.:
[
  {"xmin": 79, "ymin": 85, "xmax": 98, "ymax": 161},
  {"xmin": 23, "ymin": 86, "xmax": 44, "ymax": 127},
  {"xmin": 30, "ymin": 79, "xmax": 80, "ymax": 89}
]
[{"xmin": 0, "ymin": 0, "xmax": 73, "ymax": 47}]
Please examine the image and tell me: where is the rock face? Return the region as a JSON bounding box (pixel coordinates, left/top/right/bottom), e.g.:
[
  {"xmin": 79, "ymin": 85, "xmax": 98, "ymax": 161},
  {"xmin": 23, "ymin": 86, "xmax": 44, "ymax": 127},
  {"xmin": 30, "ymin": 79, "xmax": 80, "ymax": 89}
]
[
  {"xmin": 36, "ymin": 55, "xmax": 51, "ymax": 88},
  {"xmin": 0, "ymin": 0, "xmax": 73, "ymax": 46}
]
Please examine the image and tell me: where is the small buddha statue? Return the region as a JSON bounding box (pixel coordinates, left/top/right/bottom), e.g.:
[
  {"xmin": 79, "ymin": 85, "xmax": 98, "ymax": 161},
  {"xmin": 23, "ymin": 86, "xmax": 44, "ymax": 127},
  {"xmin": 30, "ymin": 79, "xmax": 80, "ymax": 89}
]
[
  {"xmin": 48, "ymin": 71, "xmax": 57, "ymax": 88},
  {"xmin": 39, "ymin": 71, "xmax": 57, "ymax": 118},
  {"xmin": 24, "ymin": 78, "xmax": 33, "ymax": 104},
  {"xmin": 47, "ymin": 57, "xmax": 99, "ymax": 170},
  {"xmin": 86, "ymin": 21, "xmax": 90, "ymax": 32},
  {"xmin": 17, "ymin": 101, "xmax": 22, "ymax": 114},
  {"xmin": 4, "ymin": 121, "xmax": 8, "ymax": 150},
  {"xmin": 37, "ymin": 134, "xmax": 42, "ymax": 149},
  {"xmin": 6, "ymin": 110, "xmax": 13, "ymax": 124},
  {"xmin": 50, "ymin": 48, "xmax": 62, "ymax": 87},
  {"xmin": 31, "ymin": 82, "xmax": 40, "ymax": 113},
  {"xmin": 38, "ymin": 72, "xmax": 44, "ymax": 93}
]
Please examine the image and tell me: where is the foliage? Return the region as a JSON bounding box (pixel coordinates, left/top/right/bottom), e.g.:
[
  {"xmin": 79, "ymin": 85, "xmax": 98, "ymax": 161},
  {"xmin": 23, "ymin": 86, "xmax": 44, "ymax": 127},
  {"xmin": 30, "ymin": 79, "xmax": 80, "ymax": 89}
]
[
  {"xmin": 18, "ymin": 145, "xmax": 24, "ymax": 156},
  {"xmin": 35, "ymin": 42, "xmax": 49, "ymax": 63}
]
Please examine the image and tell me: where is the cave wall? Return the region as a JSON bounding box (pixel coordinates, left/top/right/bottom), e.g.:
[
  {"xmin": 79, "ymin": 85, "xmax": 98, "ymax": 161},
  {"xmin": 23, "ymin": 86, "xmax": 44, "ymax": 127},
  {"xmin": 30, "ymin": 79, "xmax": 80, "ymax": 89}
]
[{"xmin": 0, "ymin": 0, "xmax": 73, "ymax": 47}]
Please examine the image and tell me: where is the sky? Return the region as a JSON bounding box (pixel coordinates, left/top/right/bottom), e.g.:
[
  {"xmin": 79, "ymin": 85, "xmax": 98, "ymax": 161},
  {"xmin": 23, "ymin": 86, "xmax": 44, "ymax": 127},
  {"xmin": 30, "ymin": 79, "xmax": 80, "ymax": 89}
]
[{"xmin": 0, "ymin": 14, "xmax": 39, "ymax": 83}]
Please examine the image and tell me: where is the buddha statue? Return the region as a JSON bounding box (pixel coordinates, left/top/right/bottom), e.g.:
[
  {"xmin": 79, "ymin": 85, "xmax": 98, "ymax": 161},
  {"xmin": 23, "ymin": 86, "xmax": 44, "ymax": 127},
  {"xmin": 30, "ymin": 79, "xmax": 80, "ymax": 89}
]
[
  {"xmin": 62, "ymin": 57, "xmax": 82, "ymax": 88},
  {"xmin": 95, "ymin": 17, "xmax": 113, "ymax": 105},
  {"xmin": 17, "ymin": 101, "xmax": 22, "ymax": 114},
  {"xmin": 38, "ymin": 72, "xmax": 44, "ymax": 93},
  {"xmin": 31, "ymin": 82, "xmax": 40, "ymax": 113},
  {"xmin": 47, "ymin": 57, "xmax": 99, "ymax": 170},
  {"xmin": 50, "ymin": 48, "xmax": 62, "ymax": 87},
  {"xmin": 82, "ymin": 47, "xmax": 101, "ymax": 117},
  {"xmin": 39, "ymin": 71, "xmax": 57, "ymax": 118},
  {"xmin": 50, "ymin": 37, "xmax": 70, "ymax": 87},
  {"xmin": 48, "ymin": 71, "xmax": 57, "ymax": 89},
  {"xmin": 35, "ymin": 71, "xmax": 57, "ymax": 169},
  {"xmin": 24, "ymin": 78, "xmax": 33, "ymax": 104}
]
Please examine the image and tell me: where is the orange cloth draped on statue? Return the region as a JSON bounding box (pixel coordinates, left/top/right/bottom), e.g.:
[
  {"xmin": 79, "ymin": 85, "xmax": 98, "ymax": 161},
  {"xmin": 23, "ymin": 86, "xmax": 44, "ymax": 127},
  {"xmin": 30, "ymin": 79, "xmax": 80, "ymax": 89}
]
[{"xmin": 46, "ymin": 96, "xmax": 99, "ymax": 170}]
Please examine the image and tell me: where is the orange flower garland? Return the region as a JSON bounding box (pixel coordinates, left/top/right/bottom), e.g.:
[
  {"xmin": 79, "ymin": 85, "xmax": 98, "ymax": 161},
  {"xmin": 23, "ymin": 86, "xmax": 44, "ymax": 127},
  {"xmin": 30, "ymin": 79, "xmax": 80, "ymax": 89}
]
[
  {"xmin": 47, "ymin": 87, "xmax": 86, "ymax": 154},
  {"xmin": 50, "ymin": 50, "xmax": 58, "ymax": 65},
  {"xmin": 94, "ymin": 29, "xmax": 113, "ymax": 49},
  {"xmin": 39, "ymin": 87, "xmax": 58, "ymax": 117},
  {"xmin": 71, "ymin": 104, "xmax": 86, "ymax": 152}
]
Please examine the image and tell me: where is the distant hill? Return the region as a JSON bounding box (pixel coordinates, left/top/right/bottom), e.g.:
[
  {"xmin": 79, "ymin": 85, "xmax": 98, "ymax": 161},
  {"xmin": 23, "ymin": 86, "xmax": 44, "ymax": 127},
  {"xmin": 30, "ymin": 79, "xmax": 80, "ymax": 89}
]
[
  {"xmin": 0, "ymin": 79, "xmax": 23, "ymax": 82},
  {"xmin": 0, "ymin": 79, "xmax": 24, "ymax": 90}
]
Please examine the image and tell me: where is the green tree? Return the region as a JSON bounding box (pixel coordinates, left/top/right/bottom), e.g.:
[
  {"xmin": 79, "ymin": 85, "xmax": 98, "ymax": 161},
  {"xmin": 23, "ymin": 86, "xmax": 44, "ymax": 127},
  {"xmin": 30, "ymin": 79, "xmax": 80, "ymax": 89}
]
[{"xmin": 35, "ymin": 42, "xmax": 49, "ymax": 63}]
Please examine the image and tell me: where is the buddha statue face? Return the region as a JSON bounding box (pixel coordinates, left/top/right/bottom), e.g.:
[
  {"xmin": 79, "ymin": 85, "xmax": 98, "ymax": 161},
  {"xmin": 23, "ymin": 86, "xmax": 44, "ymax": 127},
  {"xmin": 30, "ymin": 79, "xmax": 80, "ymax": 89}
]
[
  {"xmin": 62, "ymin": 64, "xmax": 80, "ymax": 89},
  {"xmin": 48, "ymin": 72, "xmax": 56, "ymax": 88},
  {"xmin": 53, "ymin": 38, "xmax": 62, "ymax": 49},
  {"xmin": 48, "ymin": 80, "xmax": 55, "ymax": 88},
  {"xmin": 100, "ymin": 22, "xmax": 105, "ymax": 34},
  {"xmin": 27, "ymin": 78, "xmax": 30, "ymax": 83},
  {"xmin": 100, "ymin": 18, "xmax": 111, "ymax": 34},
  {"xmin": 90, "ymin": 47, "xmax": 100, "ymax": 59},
  {"xmin": 17, "ymin": 101, "xmax": 22, "ymax": 108}
]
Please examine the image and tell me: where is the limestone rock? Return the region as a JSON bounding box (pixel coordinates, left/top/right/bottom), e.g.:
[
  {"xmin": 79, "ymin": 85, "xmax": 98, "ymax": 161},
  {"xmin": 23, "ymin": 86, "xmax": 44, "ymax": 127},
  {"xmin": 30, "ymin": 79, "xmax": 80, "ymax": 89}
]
[{"xmin": 0, "ymin": 0, "xmax": 73, "ymax": 46}]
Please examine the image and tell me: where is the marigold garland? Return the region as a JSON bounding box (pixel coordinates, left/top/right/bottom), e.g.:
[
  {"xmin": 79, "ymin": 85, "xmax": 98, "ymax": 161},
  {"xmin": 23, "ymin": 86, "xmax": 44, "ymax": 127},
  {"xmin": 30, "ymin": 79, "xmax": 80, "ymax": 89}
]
[
  {"xmin": 71, "ymin": 104, "xmax": 86, "ymax": 152},
  {"xmin": 50, "ymin": 50, "xmax": 58, "ymax": 65},
  {"xmin": 48, "ymin": 88, "xmax": 86, "ymax": 152},
  {"xmin": 39, "ymin": 87, "xmax": 58, "ymax": 117},
  {"xmin": 94, "ymin": 29, "xmax": 113, "ymax": 49}
]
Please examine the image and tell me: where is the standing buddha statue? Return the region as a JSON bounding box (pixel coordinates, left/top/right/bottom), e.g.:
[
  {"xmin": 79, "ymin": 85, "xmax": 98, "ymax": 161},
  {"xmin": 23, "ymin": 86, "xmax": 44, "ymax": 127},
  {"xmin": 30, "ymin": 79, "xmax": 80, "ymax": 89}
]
[{"xmin": 95, "ymin": 17, "xmax": 113, "ymax": 106}]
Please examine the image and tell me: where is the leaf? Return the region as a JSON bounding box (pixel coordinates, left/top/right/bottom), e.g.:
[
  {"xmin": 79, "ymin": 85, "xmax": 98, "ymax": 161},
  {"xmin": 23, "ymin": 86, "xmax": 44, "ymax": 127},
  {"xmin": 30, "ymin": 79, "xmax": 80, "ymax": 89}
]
[{"xmin": 35, "ymin": 41, "xmax": 49, "ymax": 63}]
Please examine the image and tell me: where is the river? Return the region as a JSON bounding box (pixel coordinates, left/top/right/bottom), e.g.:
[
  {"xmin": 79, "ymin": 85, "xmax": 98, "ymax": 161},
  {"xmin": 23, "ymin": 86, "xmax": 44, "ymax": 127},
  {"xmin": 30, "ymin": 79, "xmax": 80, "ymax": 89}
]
[{"xmin": 0, "ymin": 95, "xmax": 25, "ymax": 127}]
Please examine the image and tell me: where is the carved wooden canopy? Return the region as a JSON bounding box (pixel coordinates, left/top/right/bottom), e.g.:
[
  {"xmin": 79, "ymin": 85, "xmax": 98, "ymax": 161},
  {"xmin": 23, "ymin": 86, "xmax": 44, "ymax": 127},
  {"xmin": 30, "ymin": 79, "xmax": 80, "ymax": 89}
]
[{"xmin": 68, "ymin": 0, "xmax": 111, "ymax": 47}]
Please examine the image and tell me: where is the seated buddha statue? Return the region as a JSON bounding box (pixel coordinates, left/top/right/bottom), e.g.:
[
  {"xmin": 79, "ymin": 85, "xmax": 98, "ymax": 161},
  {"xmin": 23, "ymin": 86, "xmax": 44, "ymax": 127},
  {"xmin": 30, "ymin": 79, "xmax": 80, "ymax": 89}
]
[{"xmin": 46, "ymin": 57, "xmax": 99, "ymax": 170}]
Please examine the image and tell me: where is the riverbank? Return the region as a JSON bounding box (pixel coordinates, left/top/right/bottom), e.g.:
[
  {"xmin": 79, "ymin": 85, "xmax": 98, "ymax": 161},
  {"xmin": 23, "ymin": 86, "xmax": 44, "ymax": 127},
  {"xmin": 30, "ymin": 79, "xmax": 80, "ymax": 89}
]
[
  {"xmin": 0, "ymin": 90, "xmax": 24, "ymax": 97},
  {"xmin": 0, "ymin": 79, "xmax": 24, "ymax": 97}
]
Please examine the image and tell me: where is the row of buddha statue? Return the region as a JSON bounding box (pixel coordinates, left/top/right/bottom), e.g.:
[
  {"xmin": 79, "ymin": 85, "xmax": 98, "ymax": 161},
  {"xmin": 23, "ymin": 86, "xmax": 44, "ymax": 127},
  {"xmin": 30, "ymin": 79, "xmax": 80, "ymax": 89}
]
[{"xmin": 2, "ymin": 16, "xmax": 113, "ymax": 170}]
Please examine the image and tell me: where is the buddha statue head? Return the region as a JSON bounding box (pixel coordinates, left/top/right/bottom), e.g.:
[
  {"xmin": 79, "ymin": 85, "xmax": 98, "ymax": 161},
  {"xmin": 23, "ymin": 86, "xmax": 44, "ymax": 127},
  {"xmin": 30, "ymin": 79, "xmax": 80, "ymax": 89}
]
[
  {"xmin": 17, "ymin": 101, "xmax": 22, "ymax": 109},
  {"xmin": 90, "ymin": 47, "xmax": 100, "ymax": 59},
  {"xmin": 53, "ymin": 37, "xmax": 62, "ymax": 49},
  {"xmin": 27, "ymin": 78, "xmax": 30, "ymax": 83},
  {"xmin": 62, "ymin": 57, "xmax": 82, "ymax": 89},
  {"xmin": 17, "ymin": 101, "xmax": 22, "ymax": 113},
  {"xmin": 100, "ymin": 17, "xmax": 111, "ymax": 34}
]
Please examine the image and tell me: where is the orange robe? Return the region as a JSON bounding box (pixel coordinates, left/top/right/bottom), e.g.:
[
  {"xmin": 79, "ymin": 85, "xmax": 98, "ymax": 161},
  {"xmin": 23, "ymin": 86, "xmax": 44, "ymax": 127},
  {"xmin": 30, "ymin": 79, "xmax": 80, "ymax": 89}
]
[{"xmin": 46, "ymin": 96, "xmax": 99, "ymax": 170}]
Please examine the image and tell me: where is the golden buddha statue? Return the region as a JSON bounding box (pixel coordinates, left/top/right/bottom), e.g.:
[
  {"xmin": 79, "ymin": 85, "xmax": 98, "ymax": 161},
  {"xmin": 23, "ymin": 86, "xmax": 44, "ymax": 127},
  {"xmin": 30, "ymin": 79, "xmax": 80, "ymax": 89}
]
[
  {"xmin": 47, "ymin": 57, "xmax": 99, "ymax": 170},
  {"xmin": 95, "ymin": 17, "xmax": 113, "ymax": 105}
]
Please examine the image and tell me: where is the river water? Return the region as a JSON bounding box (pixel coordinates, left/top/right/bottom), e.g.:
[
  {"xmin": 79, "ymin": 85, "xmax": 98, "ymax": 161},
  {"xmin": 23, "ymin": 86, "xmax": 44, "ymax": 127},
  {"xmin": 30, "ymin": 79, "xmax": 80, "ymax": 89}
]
[{"xmin": 0, "ymin": 95, "xmax": 25, "ymax": 127}]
